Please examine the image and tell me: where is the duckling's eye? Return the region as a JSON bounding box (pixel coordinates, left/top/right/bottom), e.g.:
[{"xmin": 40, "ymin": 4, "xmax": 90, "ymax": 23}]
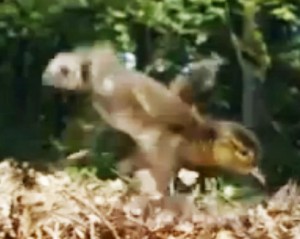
[
  {"xmin": 60, "ymin": 66, "xmax": 69, "ymax": 77},
  {"xmin": 239, "ymin": 149, "xmax": 248, "ymax": 157},
  {"xmin": 230, "ymin": 138, "xmax": 248, "ymax": 156}
]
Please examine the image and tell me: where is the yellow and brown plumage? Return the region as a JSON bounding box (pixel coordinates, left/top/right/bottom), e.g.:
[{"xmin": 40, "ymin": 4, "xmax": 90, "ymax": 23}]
[
  {"xmin": 169, "ymin": 58, "xmax": 264, "ymax": 191},
  {"xmin": 42, "ymin": 44, "xmax": 264, "ymax": 197}
]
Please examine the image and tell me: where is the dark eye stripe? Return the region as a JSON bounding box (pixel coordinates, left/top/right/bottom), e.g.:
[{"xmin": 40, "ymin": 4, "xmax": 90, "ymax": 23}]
[{"xmin": 230, "ymin": 138, "xmax": 249, "ymax": 154}]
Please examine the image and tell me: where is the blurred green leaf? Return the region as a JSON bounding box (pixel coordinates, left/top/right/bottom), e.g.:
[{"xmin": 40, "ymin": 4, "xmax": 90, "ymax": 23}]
[
  {"xmin": 271, "ymin": 5, "xmax": 298, "ymax": 22},
  {"xmin": 0, "ymin": 3, "xmax": 19, "ymax": 16}
]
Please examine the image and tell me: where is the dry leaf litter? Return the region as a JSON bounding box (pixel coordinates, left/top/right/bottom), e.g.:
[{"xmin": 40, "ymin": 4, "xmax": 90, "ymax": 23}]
[{"xmin": 0, "ymin": 159, "xmax": 298, "ymax": 239}]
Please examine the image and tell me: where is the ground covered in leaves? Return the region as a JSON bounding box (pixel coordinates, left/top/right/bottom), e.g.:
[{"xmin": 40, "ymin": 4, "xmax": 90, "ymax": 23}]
[{"xmin": 0, "ymin": 159, "xmax": 299, "ymax": 239}]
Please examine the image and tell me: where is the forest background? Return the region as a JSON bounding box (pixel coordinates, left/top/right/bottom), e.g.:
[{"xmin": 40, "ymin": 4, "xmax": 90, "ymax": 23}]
[{"xmin": 0, "ymin": 0, "xmax": 300, "ymax": 189}]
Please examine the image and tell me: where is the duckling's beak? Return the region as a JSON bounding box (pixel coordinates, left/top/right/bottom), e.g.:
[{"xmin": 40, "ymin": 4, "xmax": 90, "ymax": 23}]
[
  {"xmin": 250, "ymin": 167, "xmax": 266, "ymax": 186},
  {"xmin": 42, "ymin": 70, "xmax": 54, "ymax": 87}
]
